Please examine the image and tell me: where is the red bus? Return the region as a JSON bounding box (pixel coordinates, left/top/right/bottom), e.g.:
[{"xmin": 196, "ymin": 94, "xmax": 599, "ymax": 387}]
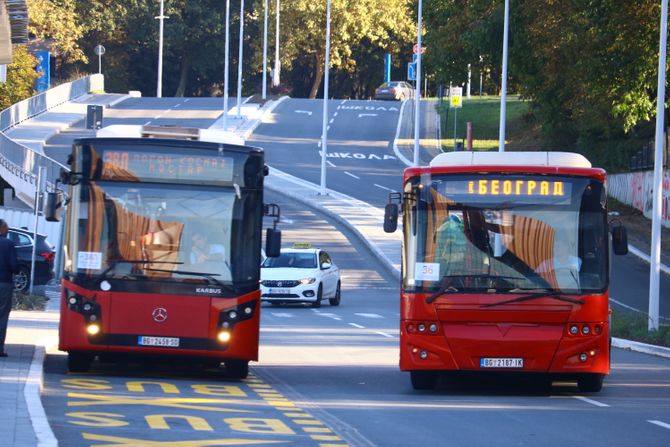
[
  {"xmin": 47, "ymin": 125, "xmax": 280, "ymax": 378},
  {"xmin": 383, "ymin": 152, "xmax": 628, "ymax": 391}
]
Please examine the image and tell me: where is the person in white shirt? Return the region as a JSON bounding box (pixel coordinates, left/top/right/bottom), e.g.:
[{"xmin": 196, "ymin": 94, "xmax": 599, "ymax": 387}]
[
  {"xmin": 536, "ymin": 242, "xmax": 581, "ymax": 289},
  {"xmin": 190, "ymin": 232, "xmax": 225, "ymax": 265}
]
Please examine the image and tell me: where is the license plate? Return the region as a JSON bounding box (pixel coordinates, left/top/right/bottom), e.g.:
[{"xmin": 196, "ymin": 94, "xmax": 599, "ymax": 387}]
[
  {"xmin": 269, "ymin": 288, "xmax": 290, "ymax": 294},
  {"xmin": 480, "ymin": 357, "xmax": 523, "ymax": 368},
  {"xmin": 138, "ymin": 336, "xmax": 180, "ymax": 347}
]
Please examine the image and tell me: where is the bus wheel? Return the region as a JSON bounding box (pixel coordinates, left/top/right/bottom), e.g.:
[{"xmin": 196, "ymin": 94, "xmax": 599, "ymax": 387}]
[
  {"xmin": 329, "ymin": 282, "xmax": 341, "ymax": 306},
  {"xmin": 410, "ymin": 371, "xmax": 438, "ymax": 390},
  {"xmin": 226, "ymin": 360, "xmax": 249, "ymax": 379},
  {"xmin": 68, "ymin": 353, "xmax": 93, "ymax": 373},
  {"xmin": 311, "ymin": 285, "xmax": 322, "ymax": 308},
  {"xmin": 577, "ymin": 374, "xmax": 605, "ymax": 392}
]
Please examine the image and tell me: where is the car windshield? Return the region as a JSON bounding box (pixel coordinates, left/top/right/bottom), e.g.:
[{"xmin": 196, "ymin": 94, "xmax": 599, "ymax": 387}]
[{"xmin": 262, "ymin": 252, "xmax": 317, "ymax": 269}]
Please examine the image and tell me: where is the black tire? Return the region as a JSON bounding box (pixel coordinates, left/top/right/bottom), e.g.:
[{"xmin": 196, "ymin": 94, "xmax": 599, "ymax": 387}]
[
  {"xmin": 410, "ymin": 371, "xmax": 439, "ymax": 390},
  {"xmin": 13, "ymin": 267, "xmax": 29, "ymax": 292},
  {"xmin": 68, "ymin": 352, "xmax": 93, "ymax": 373},
  {"xmin": 311, "ymin": 285, "xmax": 322, "ymax": 308},
  {"xmin": 226, "ymin": 360, "xmax": 249, "ymax": 379},
  {"xmin": 577, "ymin": 374, "xmax": 605, "ymax": 392},
  {"xmin": 329, "ymin": 282, "xmax": 341, "ymax": 306}
]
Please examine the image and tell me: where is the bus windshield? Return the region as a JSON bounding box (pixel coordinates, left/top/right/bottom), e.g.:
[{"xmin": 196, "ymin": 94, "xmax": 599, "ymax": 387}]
[
  {"xmin": 64, "ymin": 181, "xmax": 261, "ymax": 287},
  {"xmin": 403, "ymin": 174, "xmax": 608, "ymax": 295}
]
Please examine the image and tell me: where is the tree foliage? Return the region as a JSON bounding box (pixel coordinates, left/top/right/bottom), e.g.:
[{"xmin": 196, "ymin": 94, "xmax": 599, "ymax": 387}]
[
  {"xmin": 28, "ymin": 0, "xmax": 87, "ymax": 63},
  {"xmin": 0, "ymin": 46, "xmax": 39, "ymax": 110}
]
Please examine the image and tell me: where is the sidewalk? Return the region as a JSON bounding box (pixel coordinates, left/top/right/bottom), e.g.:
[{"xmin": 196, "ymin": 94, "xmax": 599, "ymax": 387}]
[{"xmin": 1, "ymin": 92, "xmax": 669, "ymax": 447}]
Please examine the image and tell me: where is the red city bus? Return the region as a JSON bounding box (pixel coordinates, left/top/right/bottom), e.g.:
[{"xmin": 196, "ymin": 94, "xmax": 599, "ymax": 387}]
[
  {"xmin": 47, "ymin": 125, "xmax": 280, "ymax": 378},
  {"xmin": 383, "ymin": 152, "xmax": 628, "ymax": 391}
]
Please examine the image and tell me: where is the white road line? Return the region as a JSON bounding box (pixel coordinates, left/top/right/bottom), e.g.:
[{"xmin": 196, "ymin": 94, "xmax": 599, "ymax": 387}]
[
  {"xmin": 327, "ymin": 160, "xmax": 336, "ymax": 168},
  {"xmin": 271, "ymin": 313, "xmax": 294, "ymax": 318},
  {"xmin": 333, "ymin": 112, "xmax": 338, "ymax": 117},
  {"xmin": 184, "ymin": 98, "xmax": 191, "ymax": 102},
  {"xmin": 374, "ymin": 183, "xmax": 396, "ymax": 192},
  {"xmin": 340, "ymin": 99, "xmax": 347, "ymax": 105},
  {"xmin": 329, "ymin": 118, "xmax": 335, "ymax": 124},
  {"xmin": 648, "ymin": 420, "xmax": 670, "ymax": 430},
  {"xmin": 376, "ymin": 331, "xmax": 395, "ymax": 338},
  {"xmin": 327, "ymin": 125, "xmax": 331, "ymax": 131},
  {"xmin": 173, "ymin": 103, "xmax": 181, "ymax": 108},
  {"xmin": 573, "ymin": 396, "xmax": 610, "ymax": 407},
  {"xmin": 349, "ymin": 323, "xmax": 365, "ymax": 329},
  {"xmin": 144, "ymin": 121, "xmax": 152, "ymax": 126},
  {"xmin": 355, "ymin": 313, "xmax": 384, "ymax": 319},
  {"xmin": 345, "ymin": 171, "xmax": 360, "ymax": 179}
]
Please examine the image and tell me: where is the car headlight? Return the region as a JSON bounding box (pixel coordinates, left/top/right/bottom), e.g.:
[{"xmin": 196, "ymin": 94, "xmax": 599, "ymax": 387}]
[{"xmin": 299, "ymin": 278, "xmax": 316, "ymax": 285}]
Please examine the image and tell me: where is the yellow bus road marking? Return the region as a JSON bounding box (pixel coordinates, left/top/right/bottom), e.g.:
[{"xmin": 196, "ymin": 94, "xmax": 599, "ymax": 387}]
[
  {"xmin": 81, "ymin": 433, "xmax": 287, "ymax": 446},
  {"xmin": 292, "ymin": 419, "xmax": 324, "ymax": 426},
  {"xmin": 301, "ymin": 427, "xmax": 332, "ymax": 434},
  {"xmin": 67, "ymin": 393, "xmax": 253, "ymax": 413},
  {"xmin": 310, "ymin": 435, "xmax": 342, "ymax": 441}
]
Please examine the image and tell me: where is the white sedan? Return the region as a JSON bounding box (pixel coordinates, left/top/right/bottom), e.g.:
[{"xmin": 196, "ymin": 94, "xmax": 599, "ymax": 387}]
[{"xmin": 260, "ymin": 248, "xmax": 341, "ymax": 307}]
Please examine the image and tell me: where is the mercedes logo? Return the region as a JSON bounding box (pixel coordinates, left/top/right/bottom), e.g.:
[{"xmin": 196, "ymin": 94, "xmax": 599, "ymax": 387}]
[{"xmin": 152, "ymin": 307, "xmax": 168, "ymax": 323}]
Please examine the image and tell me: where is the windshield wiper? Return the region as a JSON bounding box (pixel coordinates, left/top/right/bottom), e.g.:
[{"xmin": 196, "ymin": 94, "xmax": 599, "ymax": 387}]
[
  {"xmin": 143, "ymin": 268, "xmax": 224, "ymax": 287},
  {"xmin": 98, "ymin": 260, "xmax": 183, "ymax": 280},
  {"xmin": 425, "ymin": 277, "xmax": 460, "ymax": 304},
  {"xmin": 481, "ymin": 290, "xmax": 584, "ymax": 308}
]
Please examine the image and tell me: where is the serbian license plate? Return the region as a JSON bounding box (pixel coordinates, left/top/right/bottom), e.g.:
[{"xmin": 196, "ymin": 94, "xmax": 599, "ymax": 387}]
[
  {"xmin": 480, "ymin": 357, "xmax": 523, "ymax": 368},
  {"xmin": 269, "ymin": 288, "xmax": 290, "ymax": 295},
  {"xmin": 138, "ymin": 336, "xmax": 180, "ymax": 347}
]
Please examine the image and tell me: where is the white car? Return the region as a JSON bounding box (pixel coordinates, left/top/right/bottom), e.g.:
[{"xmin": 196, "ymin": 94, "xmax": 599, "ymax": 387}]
[{"xmin": 260, "ymin": 247, "xmax": 341, "ymax": 307}]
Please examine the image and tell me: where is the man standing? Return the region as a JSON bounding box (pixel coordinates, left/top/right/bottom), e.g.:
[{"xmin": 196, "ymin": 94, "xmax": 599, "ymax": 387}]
[{"xmin": 0, "ymin": 219, "xmax": 19, "ymax": 357}]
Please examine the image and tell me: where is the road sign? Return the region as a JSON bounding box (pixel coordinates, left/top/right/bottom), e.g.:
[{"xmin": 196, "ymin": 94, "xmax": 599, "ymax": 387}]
[
  {"xmin": 407, "ymin": 62, "xmax": 416, "ymax": 81},
  {"xmin": 450, "ymin": 86, "xmax": 463, "ymax": 108},
  {"xmin": 94, "ymin": 45, "xmax": 106, "ymax": 56},
  {"xmin": 413, "ymin": 43, "xmax": 426, "ymax": 55}
]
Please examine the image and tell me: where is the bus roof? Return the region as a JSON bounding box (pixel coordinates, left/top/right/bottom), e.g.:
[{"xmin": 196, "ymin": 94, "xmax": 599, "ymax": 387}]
[
  {"xmin": 429, "ymin": 151, "xmax": 591, "ymax": 168},
  {"xmin": 95, "ymin": 125, "xmax": 245, "ymax": 146}
]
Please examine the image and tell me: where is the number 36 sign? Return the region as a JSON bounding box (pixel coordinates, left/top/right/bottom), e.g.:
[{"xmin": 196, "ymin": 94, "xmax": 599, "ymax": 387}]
[{"xmin": 415, "ymin": 263, "xmax": 439, "ymax": 281}]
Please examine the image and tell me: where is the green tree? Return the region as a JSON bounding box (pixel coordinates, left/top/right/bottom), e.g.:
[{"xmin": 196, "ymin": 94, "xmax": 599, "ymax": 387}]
[
  {"xmin": 0, "ymin": 46, "xmax": 39, "ymax": 110},
  {"xmin": 28, "ymin": 0, "xmax": 87, "ymax": 64}
]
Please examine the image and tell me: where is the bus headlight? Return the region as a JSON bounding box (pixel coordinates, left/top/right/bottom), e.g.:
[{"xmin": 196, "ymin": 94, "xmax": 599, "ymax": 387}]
[
  {"xmin": 217, "ymin": 331, "xmax": 231, "ymax": 343},
  {"xmin": 86, "ymin": 324, "xmax": 100, "ymax": 335}
]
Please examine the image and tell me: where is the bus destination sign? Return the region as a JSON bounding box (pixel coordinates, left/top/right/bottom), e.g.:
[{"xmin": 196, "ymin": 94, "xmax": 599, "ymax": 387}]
[
  {"xmin": 439, "ymin": 176, "xmax": 574, "ymax": 205},
  {"xmin": 101, "ymin": 150, "xmax": 234, "ymax": 183}
]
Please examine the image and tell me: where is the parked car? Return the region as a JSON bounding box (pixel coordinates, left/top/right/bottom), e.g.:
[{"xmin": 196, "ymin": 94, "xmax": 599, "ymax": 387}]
[
  {"xmin": 374, "ymin": 81, "xmax": 414, "ymax": 101},
  {"xmin": 8, "ymin": 228, "xmax": 55, "ymax": 292},
  {"xmin": 260, "ymin": 246, "xmax": 341, "ymax": 308}
]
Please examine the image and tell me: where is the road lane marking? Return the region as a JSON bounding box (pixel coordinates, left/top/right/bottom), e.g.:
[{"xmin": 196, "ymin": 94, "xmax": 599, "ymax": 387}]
[
  {"xmin": 648, "ymin": 420, "xmax": 670, "ymax": 430},
  {"xmin": 375, "ymin": 332, "xmax": 395, "ymax": 338},
  {"xmin": 348, "ymin": 323, "xmax": 365, "ymax": 329},
  {"xmin": 295, "ymin": 110, "xmax": 312, "ymax": 115},
  {"xmin": 333, "ymin": 112, "xmax": 338, "ymax": 117},
  {"xmin": 573, "ymin": 396, "xmax": 609, "ymax": 407},
  {"xmin": 144, "ymin": 121, "xmax": 152, "ymax": 126},
  {"xmin": 344, "ymin": 171, "xmax": 359, "ymax": 179},
  {"xmin": 355, "ymin": 313, "xmax": 383, "ymax": 319},
  {"xmin": 327, "ymin": 160, "xmax": 336, "ymax": 168},
  {"xmin": 374, "ymin": 183, "xmax": 396, "ymax": 192},
  {"xmin": 358, "ymin": 113, "xmax": 378, "ymax": 118},
  {"xmin": 270, "ymin": 313, "xmax": 294, "ymax": 318},
  {"xmin": 329, "ymin": 118, "xmax": 335, "ymax": 124}
]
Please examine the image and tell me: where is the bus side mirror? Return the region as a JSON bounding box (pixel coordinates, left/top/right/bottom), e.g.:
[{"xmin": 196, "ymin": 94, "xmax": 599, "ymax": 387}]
[
  {"xmin": 384, "ymin": 203, "xmax": 399, "ymax": 233},
  {"xmin": 44, "ymin": 191, "xmax": 65, "ymax": 222},
  {"xmin": 266, "ymin": 228, "xmax": 281, "ymax": 258},
  {"xmin": 610, "ymin": 221, "xmax": 628, "ymax": 255}
]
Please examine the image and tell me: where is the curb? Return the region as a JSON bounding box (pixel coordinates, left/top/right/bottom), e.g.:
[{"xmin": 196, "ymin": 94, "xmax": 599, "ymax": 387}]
[
  {"xmin": 25, "ymin": 338, "xmax": 58, "ymax": 447},
  {"xmin": 240, "ymin": 96, "xmax": 290, "ymax": 141},
  {"xmin": 265, "ymin": 168, "xmax": 400, "ymax": 282},
  {"xmin": 612, "ymin": 337, "xmax": 670, "ymax": 359},
  {"xmin": 392, "ymin": 99, "xmax": 412, "ymax": 167}
]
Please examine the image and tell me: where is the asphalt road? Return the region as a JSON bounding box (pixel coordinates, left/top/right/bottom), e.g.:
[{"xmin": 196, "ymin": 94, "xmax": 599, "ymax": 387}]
[{"xmin": 37, "ymin": 96, "xmax": 670, "ymax": 446}]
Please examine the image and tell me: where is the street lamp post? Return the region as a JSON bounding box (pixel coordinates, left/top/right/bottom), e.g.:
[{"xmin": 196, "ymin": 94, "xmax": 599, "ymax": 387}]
[
  {"xmin": 648, "ymin": 0, "xmax": 668, "ymax": 331},
  {"xmin": 413, "ymin": 0, "xmax": 423, "ymax": 166},
  {"xmin": 155, "ymin": 0, "xmax": 169, "ymax": 98},
  {"xmin": 223, "ymin": 0, "xmax": 231, "ymax": 130},
  {"xmin": 319, "ymin": 0, "xmax": 332, "ymax": 195},
  {"xmin": 262, "ymin": 0, "xmax": 269, "ymax": 99},
  {"xmin": 273, "ymin": 0, "xmax": 280, "ymax": 87},
  {"xmin": 498, "ymin": 0, "xmax": 510, "ymax": 152},
  {"xmin": 236, "ymin": 0, "xmax": 245, "ymax": 117}
]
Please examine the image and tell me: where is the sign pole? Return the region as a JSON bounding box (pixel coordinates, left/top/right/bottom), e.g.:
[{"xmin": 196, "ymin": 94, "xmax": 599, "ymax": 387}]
[
  {"xmin": 453, "ymin": 108, "xmax": 458, "ymax": 150},
  {"xmin": 413, "ymin": 0, "xmax": 423, "ymax": 167}
]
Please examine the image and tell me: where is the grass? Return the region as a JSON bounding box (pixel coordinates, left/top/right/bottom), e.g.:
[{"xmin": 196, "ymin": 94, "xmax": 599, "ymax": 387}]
[
  {"xmin": 436, "ymin": 95, "xmax": 537, "ymax": 151},
  {"xmin": 12, "ymin": 292, "xmax": 47, "ymax": 311},
  {"xmin": 611, "ymin": 310, "xmax": 670, "ymax": 348}
]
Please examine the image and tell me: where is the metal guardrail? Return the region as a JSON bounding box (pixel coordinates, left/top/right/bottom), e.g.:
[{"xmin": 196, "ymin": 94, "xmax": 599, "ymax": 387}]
[{"xmin": 0, "ymin": 74, "xmax": 104, "ymax": 206}]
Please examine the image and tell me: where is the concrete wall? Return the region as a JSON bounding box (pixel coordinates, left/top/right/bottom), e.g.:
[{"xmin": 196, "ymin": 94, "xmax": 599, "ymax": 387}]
[{"xmin": 608, "ymin": 169, "xmax": 670, "ymax": 228}]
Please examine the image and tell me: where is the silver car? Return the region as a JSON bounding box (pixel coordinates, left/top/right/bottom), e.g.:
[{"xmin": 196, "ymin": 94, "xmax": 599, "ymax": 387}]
[{"xmin": 374, "ymin": 81, "xmax": 414, "ymax": 101}]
